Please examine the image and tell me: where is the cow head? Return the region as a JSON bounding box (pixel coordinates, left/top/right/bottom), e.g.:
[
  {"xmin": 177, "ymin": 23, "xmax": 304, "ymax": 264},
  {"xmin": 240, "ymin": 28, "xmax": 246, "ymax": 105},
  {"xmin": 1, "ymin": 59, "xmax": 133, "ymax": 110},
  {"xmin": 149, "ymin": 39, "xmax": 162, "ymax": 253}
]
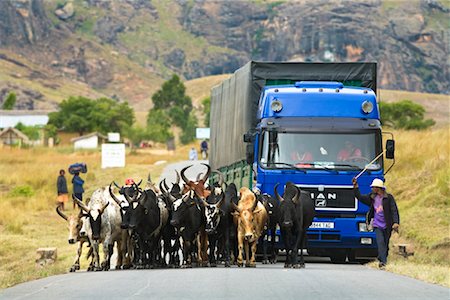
[
  {"xmin": 231, "ymin": 187, "xmax": 262, "ymax": 242},
  {"xmin": 275, "ymin": 182, "xmax": 300, "ymax": 229},
  {"xmin": 170, "ymin": 190, "xmax": 198, "ymax": 230},
  {"xmin": 73, "ymin": 192, "xmax": 109, "ymax": 241},
  {"xmin": 109, "ymin": 182, "xmax": 132, "ymax": 229},
  {"xmin": 56, "ymin": 206, "xmax": 83, "ymax": 244},
  {"xmin": 202, "ymin": 189, "xmax": 225, "ymax": 234},
  {"xmin": 159, "ymin": 173, "xmax": 182, "ymax": 206},
  {"xmin": 128, "ymin": 189, "xmax": 155, "ymax": 230},
  {"xmin": 181, "ymin": 163, "xmax": 211, "ymax": 199}
]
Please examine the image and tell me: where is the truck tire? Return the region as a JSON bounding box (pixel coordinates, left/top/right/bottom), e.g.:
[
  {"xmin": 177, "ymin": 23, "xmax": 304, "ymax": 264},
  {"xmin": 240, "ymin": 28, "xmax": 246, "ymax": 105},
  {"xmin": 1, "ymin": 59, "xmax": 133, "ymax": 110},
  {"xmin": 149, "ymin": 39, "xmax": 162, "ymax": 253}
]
[{"xmin": 330, "ymin": 250, "xmax": 347, "ymax": 264}]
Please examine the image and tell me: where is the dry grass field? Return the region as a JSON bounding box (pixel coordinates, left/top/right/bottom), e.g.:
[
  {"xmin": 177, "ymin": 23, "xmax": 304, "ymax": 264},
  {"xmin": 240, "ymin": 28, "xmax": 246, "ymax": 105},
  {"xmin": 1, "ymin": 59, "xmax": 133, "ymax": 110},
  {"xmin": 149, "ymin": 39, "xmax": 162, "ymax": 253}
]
[{"xmin": 0, "ymin": 143, "xmax": 195, "ymax": 288}]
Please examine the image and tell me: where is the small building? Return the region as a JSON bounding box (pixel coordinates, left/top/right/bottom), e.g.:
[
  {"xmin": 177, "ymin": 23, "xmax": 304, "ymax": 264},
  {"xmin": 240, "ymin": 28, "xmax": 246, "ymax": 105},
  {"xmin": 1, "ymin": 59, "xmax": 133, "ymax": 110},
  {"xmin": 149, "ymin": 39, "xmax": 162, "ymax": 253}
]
[
  {"xmin": 0, "ymin": 127, "xmax": 30, "ymax": 146},
  {"xmin": 71, "ymin": 132, "xmax": 107, "ymax": 149}
]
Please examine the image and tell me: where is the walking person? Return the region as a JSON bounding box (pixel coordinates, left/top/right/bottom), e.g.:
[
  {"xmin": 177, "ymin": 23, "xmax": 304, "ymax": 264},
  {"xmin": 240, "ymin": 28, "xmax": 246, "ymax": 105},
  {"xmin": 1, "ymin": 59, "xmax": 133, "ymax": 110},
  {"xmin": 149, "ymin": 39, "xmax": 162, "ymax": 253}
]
[
  {"xmin": 72, "ymin": 172, "xmax": 85, "ymax": 207},
  {"xmin": 189, "ymin": 147, "xmax": 198, "ymax": 161},
  {"xmin": 200, "ymin": 139, "xmax": 208, "ymax": 159},
  {"xmin": 352, "ymin": 177, "xmax": 400, "ymax": 269},
  {"xmin": 56, "ymin": 169, "xmax": 69, "ymax": 211}
]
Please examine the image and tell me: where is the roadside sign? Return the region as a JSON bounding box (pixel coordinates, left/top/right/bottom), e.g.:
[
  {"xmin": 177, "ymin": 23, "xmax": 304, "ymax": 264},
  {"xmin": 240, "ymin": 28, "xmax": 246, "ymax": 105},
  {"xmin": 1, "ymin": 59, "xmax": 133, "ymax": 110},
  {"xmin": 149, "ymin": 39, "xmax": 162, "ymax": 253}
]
[
  {"xmin": 102, "ymin": 143, "xmax": 125, "ymax": 168},
  {"xmin": 196, "ymin": 128, "xmax": 210, "ymax": 139}
]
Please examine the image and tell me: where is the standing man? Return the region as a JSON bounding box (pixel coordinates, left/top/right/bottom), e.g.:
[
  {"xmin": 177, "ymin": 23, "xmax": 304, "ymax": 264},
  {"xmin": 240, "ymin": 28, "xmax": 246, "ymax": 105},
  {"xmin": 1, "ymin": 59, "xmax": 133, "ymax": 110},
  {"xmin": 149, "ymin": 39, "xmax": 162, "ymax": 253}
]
[
  {"xmin": 352, "ymin": 177, "xmax": 400, "ymax": 269},
  {"xmin": 200, "ymin": 139, "xmax": 208, "ymax": 159},
  {"xmin": 56, "ymin": 169, "xmax": 69, "ymax": 211},
  {"xmin": 72, "ymin": 171, "xmax": 85, "ymax": 205}
]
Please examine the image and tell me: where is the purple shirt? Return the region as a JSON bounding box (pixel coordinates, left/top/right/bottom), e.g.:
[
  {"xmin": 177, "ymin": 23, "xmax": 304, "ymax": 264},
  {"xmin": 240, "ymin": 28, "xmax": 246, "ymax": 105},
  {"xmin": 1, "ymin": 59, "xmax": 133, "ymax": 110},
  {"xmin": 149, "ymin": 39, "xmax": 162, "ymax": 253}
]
[{"xmin": 373, "ymin": 194, "xmax": 386, "ymax": 229}]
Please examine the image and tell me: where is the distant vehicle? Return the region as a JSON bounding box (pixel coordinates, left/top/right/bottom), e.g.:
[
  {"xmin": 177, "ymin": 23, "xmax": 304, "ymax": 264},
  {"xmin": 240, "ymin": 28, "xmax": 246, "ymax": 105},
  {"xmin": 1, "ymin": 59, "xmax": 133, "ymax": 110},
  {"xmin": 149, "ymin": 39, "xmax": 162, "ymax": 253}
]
[{"xmin": 209, "ymin": 61, "xmax": 395, "ymax": 263}]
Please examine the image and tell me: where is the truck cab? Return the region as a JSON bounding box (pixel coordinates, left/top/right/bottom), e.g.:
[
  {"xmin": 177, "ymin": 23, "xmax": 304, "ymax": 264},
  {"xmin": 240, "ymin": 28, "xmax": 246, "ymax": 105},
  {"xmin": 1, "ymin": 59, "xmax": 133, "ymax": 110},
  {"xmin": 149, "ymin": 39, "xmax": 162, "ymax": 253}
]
[{"xmin": 252, "ymin": 81, "xmax": 392, "ymax": 262}]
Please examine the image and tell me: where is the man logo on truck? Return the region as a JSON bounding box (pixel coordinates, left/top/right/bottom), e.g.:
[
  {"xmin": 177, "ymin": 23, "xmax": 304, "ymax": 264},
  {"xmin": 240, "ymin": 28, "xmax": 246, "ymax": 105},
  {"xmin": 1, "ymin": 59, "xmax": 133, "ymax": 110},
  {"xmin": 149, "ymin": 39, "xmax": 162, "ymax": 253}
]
[{"xmin": 311, "ymin": 192, "xmax": 337, "ymax": 207}]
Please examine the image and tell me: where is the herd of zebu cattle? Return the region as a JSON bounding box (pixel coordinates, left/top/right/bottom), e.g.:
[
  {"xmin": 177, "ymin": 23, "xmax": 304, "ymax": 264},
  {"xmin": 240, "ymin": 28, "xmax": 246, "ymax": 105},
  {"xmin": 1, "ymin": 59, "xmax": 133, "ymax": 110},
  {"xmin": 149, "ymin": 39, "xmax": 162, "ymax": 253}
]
[{"xmin": 56, "ymin": 163, "xmax": 315, "ymax": 271}]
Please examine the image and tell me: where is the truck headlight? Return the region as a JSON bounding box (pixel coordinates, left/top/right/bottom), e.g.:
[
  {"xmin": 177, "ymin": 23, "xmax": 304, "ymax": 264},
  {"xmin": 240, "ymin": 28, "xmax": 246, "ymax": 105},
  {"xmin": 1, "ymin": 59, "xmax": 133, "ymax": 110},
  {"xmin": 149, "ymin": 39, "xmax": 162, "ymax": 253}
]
[
  {"xmin": 360, "ymin": 238, "xmax": 372, "ymax": 245},
  {"xmin": 361, "ymin": 101, "xmax": 373, "ymax": 114},
  {"xmin": 358, "ymin": 222, "xmax": 369, "ymax": 232},
  {"xmin": 271, "ymin": 100, "xmax": 283, "ymax": 112}
]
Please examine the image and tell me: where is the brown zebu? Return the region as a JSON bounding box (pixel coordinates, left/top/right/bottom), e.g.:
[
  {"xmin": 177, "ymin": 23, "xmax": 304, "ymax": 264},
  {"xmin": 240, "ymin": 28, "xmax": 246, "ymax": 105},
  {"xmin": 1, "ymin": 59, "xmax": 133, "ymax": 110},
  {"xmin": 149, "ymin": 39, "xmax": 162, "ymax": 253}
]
[{"xmin": 232, "ymin": 187, "xmax": 268, "ymax": 267}]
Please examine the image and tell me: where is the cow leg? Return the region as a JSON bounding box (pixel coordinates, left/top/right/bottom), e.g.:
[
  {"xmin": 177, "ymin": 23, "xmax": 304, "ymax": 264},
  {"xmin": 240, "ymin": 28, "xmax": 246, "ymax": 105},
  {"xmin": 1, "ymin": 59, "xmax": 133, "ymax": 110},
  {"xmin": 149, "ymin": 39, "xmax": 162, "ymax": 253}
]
[
  {"xmin": 182, "ymin": 239, "xmax": 191, "ymax": 268},
  {"xmin": 223, "ymin": 228, "xmax": 231, "ymax": 267},
  {"xmin": 70, "ymin": 240, "xmax": 83, "ymax": 272},
  {"xmin": 297, "ymin": 230, "xmax": 306, "ymax": 268},
  {"xmin": 101, "ymin": 242, "xmax": 112, "ymax": 271},
  {"xmin": 262, "ymin": 230, "xmax": 269, "ymax": 264},
  {"xmin": 244, "ymin": 241, "xmax": 250, "ymax": 267},
  {"xmin": 249, "ymin": 241, "xmax": 257, "ymax": 268},
  {"xmin": 198, "ymin": 230, "xmax": 209, "ymax": 267},
  {"xmin": 281, "ymin": 229, "xmax": 292, "ymax": 268},
  {"xmin": 237, "ymin": 234, "xmax": 244, "ymax": 267},
  {"xmin": 270, "ymin": 227, "xmax": 277, "ymax": 264},
  {"xmin": 91, "ymin": 240, "xmax": 101, "ymax": 271},
  {"xmin": 115, "ymin": 240, "xmax": 123, "ymax": 270}
]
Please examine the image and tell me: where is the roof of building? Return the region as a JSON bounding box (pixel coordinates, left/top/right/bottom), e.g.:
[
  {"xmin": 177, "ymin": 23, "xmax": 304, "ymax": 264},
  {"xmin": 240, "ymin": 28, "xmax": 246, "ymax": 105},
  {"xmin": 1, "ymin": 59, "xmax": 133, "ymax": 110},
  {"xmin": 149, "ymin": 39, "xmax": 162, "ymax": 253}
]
[
  {"xmin": 0, "ymin": 127, "xmax": 30, "ymax": 142},
  {"xmin": 70, "ymin": 132, "xmax": 108, "ymax": 142}
]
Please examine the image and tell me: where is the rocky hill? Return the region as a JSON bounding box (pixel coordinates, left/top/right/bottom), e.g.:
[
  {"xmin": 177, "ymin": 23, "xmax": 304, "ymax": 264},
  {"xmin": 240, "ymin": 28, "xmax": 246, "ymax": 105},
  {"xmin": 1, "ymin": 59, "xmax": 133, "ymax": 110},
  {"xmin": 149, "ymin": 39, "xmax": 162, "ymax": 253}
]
[{"xmin": 0, "ymin": 0, "xmax": 448, "ymax": 111}]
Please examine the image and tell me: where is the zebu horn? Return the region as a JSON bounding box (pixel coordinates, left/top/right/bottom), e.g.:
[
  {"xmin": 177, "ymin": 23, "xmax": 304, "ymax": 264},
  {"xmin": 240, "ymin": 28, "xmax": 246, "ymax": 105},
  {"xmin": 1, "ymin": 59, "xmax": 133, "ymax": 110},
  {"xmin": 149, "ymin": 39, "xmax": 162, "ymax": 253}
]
[
  {"xmin": 109, "ymin": 182, "xmax": 122, "ymax": 206},
  {"xmin": 159, "ymin": 179, "xmax": 167, "ymax": 194},
  {"xmin": 56, "ymin": 206, "xmax": 68, "ymax": 221},
  {"xmin": 231, "ymin": 199, "xmax": 241, "ymax": 213},
  {"xmin": 113, "ymin": 181, "xmax": 121, "ymax": 189},
  {"xmin": 180, "ymin": 165, "xmax": 193, "ymax": 184},
  {"xmin": 163, "ymin": 178, "xmax": 170, "ymax": 192},
  {"xmin": 73, "ymin": 194, "xmax": 90, "ymax": 213},
  {"xmin": 99, "ymin": 201, "xmax": 109, "ymax": 214},
  {"xmin": 200, "ymin": 163, "xmax": 211, "ymax": 183},
  {"xmin": 274, "ymin": 183, "xmax": 283, "ymax": 202},
  {"xmin": 175, "ymin": 170, "xmax": 180, "ymax": 185}
]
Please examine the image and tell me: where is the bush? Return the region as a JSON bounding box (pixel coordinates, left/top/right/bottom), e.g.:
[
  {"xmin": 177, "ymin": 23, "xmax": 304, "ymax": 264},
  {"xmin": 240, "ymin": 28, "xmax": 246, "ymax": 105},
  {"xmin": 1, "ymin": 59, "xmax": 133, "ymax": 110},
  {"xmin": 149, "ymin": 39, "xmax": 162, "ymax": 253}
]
[
  {"xmin": 9, "ymin": 185, "xmax": 35, "ymax": 197},
  {"xmin": 380, "ymin": 100, "xmax": 435, "ymax": 130}
]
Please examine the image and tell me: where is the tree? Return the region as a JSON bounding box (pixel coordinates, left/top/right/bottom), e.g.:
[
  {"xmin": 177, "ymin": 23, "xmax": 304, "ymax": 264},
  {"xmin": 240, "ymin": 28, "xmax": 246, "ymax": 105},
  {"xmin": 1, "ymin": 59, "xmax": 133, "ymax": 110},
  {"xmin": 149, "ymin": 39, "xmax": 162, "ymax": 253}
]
[
  {"xmin": 48, "ymin": 96, "xmax": 135, "ymax": 136},
  {"xmin": 3, "ymin": 92, "xmax": 16, "ymax": 110},
  {"xmin": 180, "ymin": 113, "xmax": 198, "ymax": 144},
  {"xmin": 380, "ymin": 100, "xmax": 435, "ymax": 130},
  {"xmin": 15, "ymin": 122, "xmax": 40, "ymax": 141},
  {"xmin": 146, "ymin": 109, "xmax": 173, "ymax": 143},
  {"xmin": 148, "ymin": 74, "xmax": 197, "ymax": 144},
  {"xmin": 202, "ymin": 96, "xmax": 210, "ymax": 127}
]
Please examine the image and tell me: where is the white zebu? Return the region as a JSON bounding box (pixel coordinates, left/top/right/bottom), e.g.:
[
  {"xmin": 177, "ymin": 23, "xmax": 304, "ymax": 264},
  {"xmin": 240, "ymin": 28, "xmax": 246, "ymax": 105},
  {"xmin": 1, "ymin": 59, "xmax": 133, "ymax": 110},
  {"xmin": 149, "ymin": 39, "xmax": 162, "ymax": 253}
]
[{"xmin": 74, "ymin": 187, "xmax": 124, "ymax": 271}]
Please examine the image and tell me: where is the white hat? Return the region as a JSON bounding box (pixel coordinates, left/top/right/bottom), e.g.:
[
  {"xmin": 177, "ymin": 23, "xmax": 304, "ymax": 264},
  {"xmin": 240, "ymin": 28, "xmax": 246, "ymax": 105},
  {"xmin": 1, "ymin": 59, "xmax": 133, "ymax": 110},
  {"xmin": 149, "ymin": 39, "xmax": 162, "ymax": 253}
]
[{"xmin": 370, "ymin": 178, "xmax": 385, "ymax": 189}]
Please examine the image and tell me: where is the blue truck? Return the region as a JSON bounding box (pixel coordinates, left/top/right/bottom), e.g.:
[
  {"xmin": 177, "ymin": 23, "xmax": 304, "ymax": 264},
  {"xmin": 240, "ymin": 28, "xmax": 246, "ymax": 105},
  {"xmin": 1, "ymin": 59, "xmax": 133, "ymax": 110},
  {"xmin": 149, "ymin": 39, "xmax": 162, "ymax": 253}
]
[{"xmin": 209, "ymin": 62, "xmax": 395, "ymax": 262}]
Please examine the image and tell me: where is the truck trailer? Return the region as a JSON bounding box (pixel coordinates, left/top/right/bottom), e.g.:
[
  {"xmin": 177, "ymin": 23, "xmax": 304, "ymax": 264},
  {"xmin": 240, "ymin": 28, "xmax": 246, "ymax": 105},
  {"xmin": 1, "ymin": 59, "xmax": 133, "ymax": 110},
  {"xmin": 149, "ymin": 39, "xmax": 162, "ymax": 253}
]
[{"xmin": 209, "ymin": 61, "xmax": 395, "ymax": 262}]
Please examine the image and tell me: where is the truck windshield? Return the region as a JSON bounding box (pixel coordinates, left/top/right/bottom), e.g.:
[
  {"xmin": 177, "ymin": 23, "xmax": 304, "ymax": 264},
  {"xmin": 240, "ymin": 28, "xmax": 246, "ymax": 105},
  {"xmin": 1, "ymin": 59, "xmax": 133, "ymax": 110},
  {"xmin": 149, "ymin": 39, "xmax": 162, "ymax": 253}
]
[{"xmin": 259, "ymin": 131, "xmax": 382, "ymax": 171}]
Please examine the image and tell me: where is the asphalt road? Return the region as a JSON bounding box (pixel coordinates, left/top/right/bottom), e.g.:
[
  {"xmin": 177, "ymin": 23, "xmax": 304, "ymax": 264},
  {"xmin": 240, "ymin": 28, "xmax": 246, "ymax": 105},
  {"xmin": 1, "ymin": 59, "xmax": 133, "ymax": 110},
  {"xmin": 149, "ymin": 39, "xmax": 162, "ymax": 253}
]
[
  {"xmin": 1, "ymin": 259, "xmax": 448, "ymax": 300},
  {"xmin": 1, "ymin": 161, "xmax": 448, "ymax": 299}
]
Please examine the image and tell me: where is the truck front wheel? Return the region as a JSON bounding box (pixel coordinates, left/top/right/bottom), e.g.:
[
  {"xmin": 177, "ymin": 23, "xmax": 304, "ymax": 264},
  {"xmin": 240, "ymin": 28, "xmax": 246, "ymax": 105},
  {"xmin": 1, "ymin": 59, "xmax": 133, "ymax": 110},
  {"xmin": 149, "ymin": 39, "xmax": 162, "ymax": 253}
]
[{"xmin": 330, "ymin": 250, "xmax": 347, "ymax": 264}]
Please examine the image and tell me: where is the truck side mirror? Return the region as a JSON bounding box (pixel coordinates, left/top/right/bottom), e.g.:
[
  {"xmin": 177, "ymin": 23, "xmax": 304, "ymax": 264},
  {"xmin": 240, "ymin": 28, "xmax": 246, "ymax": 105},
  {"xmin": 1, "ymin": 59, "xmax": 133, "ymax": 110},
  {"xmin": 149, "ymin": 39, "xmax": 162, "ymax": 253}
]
[
  {"xmin": 386, "ymin": 139, "xmax": 395, "ymax": 159},
  {"xmin": 243, "ymin": 132, "xmax": 253, "ymax": 143},
  {"xmin": 246, "ymin": 144, "xmax": 254, "ymax": 164}
]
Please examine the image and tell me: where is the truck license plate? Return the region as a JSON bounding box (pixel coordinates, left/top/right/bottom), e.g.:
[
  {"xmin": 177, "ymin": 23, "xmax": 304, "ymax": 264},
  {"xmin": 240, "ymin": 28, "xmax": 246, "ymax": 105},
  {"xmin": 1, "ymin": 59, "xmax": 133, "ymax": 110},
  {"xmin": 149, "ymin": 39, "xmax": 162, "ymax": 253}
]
[{"xmin": 309, "ymin": 222, "xmax": 334, "ymax": 229}]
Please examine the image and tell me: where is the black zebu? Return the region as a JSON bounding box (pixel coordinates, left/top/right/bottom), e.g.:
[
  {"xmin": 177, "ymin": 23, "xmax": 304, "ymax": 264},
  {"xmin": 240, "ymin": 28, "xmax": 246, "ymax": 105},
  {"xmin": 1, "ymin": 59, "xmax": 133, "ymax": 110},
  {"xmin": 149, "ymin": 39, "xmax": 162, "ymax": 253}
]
[
  {"xmin": 116, "ymin": 182, "xmax": 165, "ymax": 269},
  {"xmin": 254, "ymin": 189, "xmax": 280, "ymax": 264},
  {"xmin": 275, "ymin": 182, "xmax": 315, "ymax": 268},
  {"xmin": 202, "ymin": 171, "xmax": 234, "ymax": 267}
]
